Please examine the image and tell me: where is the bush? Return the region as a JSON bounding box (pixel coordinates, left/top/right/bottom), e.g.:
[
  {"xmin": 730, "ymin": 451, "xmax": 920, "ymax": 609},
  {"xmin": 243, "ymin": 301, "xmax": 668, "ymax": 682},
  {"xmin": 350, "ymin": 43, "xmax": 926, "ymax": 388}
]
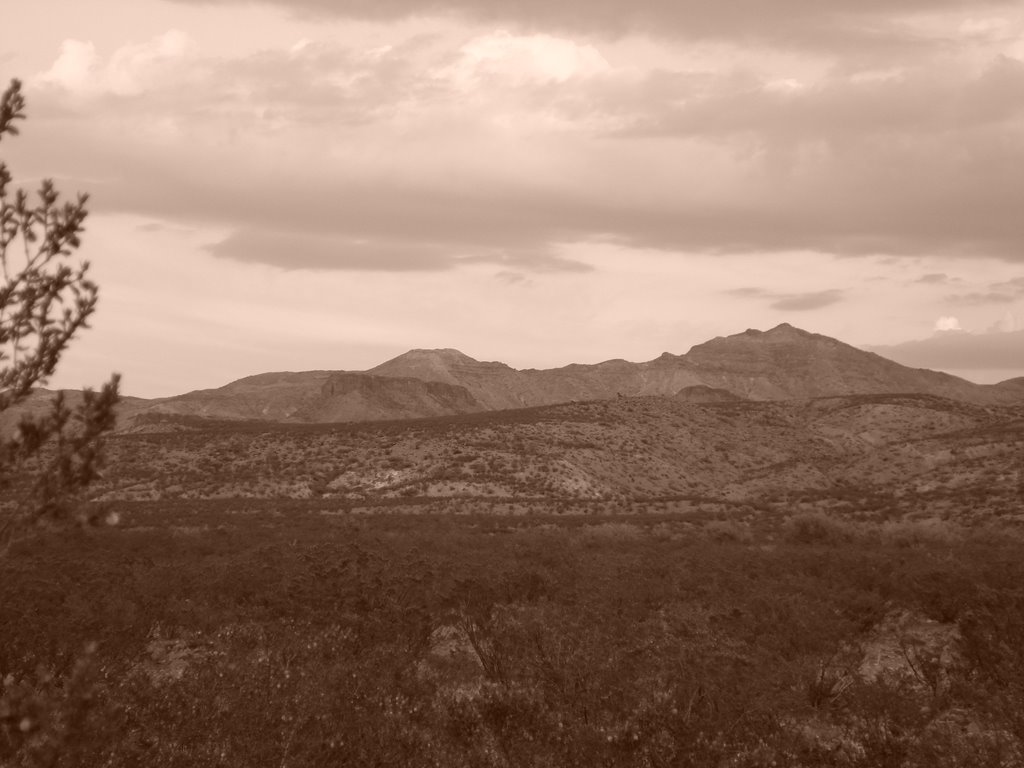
[
  {"xmin": 702, "ymin": 519, "xmax": 753, "ymax": 543},
  {"xmin": 783, "ymin": 512, "xmax": 857, "ymax": 545},
  {"xmin": 880, "ymin": 519, "xmax": 962, "ymax": 548}
]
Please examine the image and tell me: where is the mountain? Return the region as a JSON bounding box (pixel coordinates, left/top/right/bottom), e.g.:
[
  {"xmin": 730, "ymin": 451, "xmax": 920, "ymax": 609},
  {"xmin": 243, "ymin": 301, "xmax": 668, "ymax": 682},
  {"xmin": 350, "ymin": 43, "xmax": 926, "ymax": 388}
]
[
  {"xmin": 131, "ymin": 371, "xmax": 334, "ymax": 422},
  {"xmin": 368, "ymin": 349, "xmax": 526, "ymax": 409},
  {"xmin": 305, "ymin": 373, "xmax": 480, "ymax": 422},
  {"xmin": 11, "ymin": 324, "xmax": 1023, "ymax": 432},
  {"xmin": 368, "ymin": 348, "xmax": 490, "ymax": 387},
  {"xmin": 110, "ymin": 323, "xmax": 1024, "ymax": 426},
  {"xmin": 0, "ymin": 388, "xmax": 150, "ymax": 436},
  {"xmin": 365, "ymin": 323, "xmax": 1012, "ymax": 411},
  {"xmin": 117, "ymin": 371, "xmax": 483, "ymax": 428},
  {"xmin": 674, "ymin": 385, "xmax": 744, "ymax": 403},
  {"xmin": 993, "ymin": 377, "xmax": 1024, "ymax": 396},
  {"xmin": 679, "ymin": 324, "xmax": 994, "ymax": 402}
]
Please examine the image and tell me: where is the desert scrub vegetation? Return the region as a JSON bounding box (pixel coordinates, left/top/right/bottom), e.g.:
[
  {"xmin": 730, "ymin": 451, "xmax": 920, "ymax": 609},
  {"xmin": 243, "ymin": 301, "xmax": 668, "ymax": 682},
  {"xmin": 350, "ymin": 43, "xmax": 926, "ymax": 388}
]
[
  {"xmin": 2, "ymin": 508, "xmax": 1024, "ymax": 766},
  {"xmin": 0, "ymin": 77, "xmax": 123, "ymax": 768},
  {"xmin": 784, "ymin": 511, "xmax": 860, "ymax": 545}
]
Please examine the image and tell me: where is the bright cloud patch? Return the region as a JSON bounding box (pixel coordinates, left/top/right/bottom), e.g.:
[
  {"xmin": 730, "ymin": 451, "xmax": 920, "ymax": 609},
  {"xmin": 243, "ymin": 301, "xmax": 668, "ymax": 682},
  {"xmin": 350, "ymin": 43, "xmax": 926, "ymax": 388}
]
[
  {"xmin": 37, "ymin": 30, "xmax": 198, "ymax": 96},
  {"xmin": 447, "ymin": 30, "xmax": 610, "ymax": 86},
  {"xmin": 39, "ymin": 40, "xmax": 99, "ymax": 92},
  {"xmin": 935, "ymin": 316, "xmax": 963, "ymax": 331}
]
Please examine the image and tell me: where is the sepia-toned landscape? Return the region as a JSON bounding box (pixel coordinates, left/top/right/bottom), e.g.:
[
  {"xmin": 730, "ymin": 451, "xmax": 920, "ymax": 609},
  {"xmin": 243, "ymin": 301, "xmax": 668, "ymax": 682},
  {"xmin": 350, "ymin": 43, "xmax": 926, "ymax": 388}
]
[
  {"xmin": 4, "ymin": 320, "xmax": 1024, "ymax": 766},
  {"xmin": 4, "ymin": 0, "xmax": 1024, "ymax": 765}
]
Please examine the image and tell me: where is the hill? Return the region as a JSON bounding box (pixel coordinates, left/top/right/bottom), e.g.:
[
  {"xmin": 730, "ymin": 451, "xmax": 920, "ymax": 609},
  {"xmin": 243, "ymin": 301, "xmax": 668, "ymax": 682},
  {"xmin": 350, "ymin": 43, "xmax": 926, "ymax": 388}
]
[
  {"xmin": 141, "ymin": 323, "xmax": 1024, "ymax": 424},
  {"xmin": 8, "ymin": 393, "xmax": 1024, "ymax": 768},
  {"xmin": 363, "ymin": 324, "xmax": 1004, "ymax": 410},
  {"xmin": 91, "ymin": 392, "xmax": 1024, "ymax": 525},
  {"xmin": 104, "ymin": 371, "xmax": 484, "ymax": 428},
  {"xmin": 8, "ymin": 324, "xmax": 1021, "ymax": 432},
  {"xmin": 680, "ymin": 324, "xmax": 992, "ymax": 401},
  {"xmin": 673, "ymin": 385, "xmax": 743, "ymax": 403}
]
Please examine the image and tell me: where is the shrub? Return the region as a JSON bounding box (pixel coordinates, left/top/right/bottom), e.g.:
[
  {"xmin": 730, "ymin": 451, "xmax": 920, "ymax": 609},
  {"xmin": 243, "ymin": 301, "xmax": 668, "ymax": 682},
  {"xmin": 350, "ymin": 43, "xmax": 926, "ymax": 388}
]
[
  {"xmin": 702, "ymin": 519, "xmax": 753, "ymax": 543},
  {"xmin": 783, "ymin": 512, "xmax": 857, "ymax": 545},
  {"xmin": 879, "ymin": 519, "xmax": 962, "ymax": 548}
]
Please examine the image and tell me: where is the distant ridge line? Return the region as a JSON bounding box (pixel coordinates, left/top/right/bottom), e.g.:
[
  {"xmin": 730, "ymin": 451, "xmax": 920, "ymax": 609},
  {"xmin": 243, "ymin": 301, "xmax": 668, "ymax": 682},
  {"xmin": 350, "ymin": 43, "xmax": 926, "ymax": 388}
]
[{"xmin": 9, "ymin": 324, "xmax": 1022, "ymax": 431}]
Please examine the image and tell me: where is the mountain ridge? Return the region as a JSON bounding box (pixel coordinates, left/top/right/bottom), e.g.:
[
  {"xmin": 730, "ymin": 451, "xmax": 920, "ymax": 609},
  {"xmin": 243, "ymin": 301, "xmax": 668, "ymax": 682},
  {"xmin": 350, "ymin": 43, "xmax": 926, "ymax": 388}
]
[
  {"xmin": 360, "ymin": 322, "xmax": 1009, "ymax": 410},
  {"xmin": 11, "ymin": 324, "xmax": 1022, "ymax": 430}
]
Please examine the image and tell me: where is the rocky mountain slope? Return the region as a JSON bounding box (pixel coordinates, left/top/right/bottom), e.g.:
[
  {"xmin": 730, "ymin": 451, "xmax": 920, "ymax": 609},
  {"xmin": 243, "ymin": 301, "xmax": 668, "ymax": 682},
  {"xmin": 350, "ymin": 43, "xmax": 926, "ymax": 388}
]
[
  {"xmin": 127, "ymin": 371, "xmax": 480, "ymax": 424},
  {"xmin": 9, "ymin": 324, "xmax": 1022, "ymax": 431},
  {"xmin": 367, "ymin": 324, "xmax": 1009, "ymax": 408},
  {"xmin": 0, "ymin": 388, "xmax": 149, "ymax": 435},
  {"xmin": 994, "ymin": 376, "xmax": 1024, "ymax": 397},
  {"xmin": 153, "ymin": 323, "xmax": 1024, "ymax": 422}
]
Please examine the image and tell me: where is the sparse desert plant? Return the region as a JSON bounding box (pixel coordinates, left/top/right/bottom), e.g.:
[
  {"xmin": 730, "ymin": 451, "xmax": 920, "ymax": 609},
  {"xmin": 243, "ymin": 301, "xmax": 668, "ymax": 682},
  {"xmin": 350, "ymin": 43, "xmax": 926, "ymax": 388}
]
[
  {"xmin": 702, "ymin": 519, "xmax": 753, "ymax": 543},
  {"xmin": 575, "ymin": 522, "xmax": 645, "ymax": 542},
  {"xmin": 0, "ymin": 643, "xmax": 116, "ymax": 766},
  {"xmin": 783, "ymin": 511, "xmax": 858, "ymax": 545},
  {"xmin": 880, "ymin": 518, "xmax": 962, "ymax": 548}
]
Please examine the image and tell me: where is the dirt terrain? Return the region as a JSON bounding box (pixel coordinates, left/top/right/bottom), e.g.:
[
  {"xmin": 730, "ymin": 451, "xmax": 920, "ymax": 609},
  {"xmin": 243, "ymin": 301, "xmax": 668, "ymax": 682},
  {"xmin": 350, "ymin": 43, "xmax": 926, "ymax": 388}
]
[{"xmin": 85, "ymin": 392, "xmax": 1023, "ymax": 528}]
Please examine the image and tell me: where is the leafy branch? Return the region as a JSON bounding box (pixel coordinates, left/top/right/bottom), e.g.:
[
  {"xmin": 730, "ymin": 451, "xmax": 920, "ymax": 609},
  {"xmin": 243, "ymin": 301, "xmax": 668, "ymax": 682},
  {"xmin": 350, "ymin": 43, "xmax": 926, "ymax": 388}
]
[{"xmin": 0, "ymin": 78, "xmax": 120, "ymax": 554}]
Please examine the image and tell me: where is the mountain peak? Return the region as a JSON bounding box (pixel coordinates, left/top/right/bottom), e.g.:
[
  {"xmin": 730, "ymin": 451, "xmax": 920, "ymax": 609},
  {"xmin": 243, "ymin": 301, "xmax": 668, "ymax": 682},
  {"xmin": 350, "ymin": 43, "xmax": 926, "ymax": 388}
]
[
  {"xmin": 368, "ymin": 348, "xmax": 482, "ymax": 386},
  {"xmin": 390, "ymin": 348, "xmax": 478, "ymax": 364},
  {"xmin": 693, "ymin": 323, "xmax": 820, "ymax": 354},
  {"xmin": 84, "ymin": 324, "xmax": 1019, "ymax": 431},
  {"xmin": 754, "ymin": 322, "xmax": 813, "ymax": 339}
]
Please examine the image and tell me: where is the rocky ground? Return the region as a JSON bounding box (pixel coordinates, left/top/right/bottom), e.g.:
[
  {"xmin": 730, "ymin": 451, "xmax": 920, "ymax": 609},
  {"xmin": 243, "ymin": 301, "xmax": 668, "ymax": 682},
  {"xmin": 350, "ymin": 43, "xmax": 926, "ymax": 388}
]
[{"xmin": 85, "ymin": 393, "xmax": 1023, "ymax": 528}]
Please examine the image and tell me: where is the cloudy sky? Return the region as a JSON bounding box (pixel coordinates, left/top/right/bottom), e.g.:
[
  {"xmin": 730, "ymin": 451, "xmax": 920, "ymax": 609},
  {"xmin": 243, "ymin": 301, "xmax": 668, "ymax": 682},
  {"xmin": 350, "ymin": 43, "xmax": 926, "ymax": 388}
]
[{"xmin": 3, "ymin": 0, "xmax": 1023, "ymax": 396}]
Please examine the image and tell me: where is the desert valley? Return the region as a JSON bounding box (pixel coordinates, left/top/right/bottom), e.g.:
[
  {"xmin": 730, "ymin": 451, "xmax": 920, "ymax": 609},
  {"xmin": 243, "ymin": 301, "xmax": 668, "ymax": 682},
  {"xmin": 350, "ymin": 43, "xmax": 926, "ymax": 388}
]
[
  {"xmin": 38, "ymin": 323, "xmax": 1024, "ymax": 525},
  {"xmin": 3, "ymin": 324, "xmax": 1024, "ymax": 767},
  {"xmin": 5, "ymin": 0, "xmax": 1024, "ymax": 761}
]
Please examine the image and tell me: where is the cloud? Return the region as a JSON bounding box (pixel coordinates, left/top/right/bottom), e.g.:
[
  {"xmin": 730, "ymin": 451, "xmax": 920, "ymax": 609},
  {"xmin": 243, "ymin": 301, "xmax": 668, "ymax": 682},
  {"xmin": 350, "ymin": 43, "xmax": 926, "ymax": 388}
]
[
  {"xmin": 495, "ymin": 270, "xmax": 529, "ymax": 285},
  {"xmin": 935, "ymin": 316, "xmax": 962, "ymax": 331},
  {"xmin": 915, "ymin": 273, "xmax": 950, "ymax": 284},
  {"xmin": 869, "ymin": 327, "xmax": 1024, "ymax": 370},
  {"xmin": 13, "ymin": 20, "xmax": 1024, "ymax": 275},
  {"xmin": 38, "ymin": 40, "xmax": 99, "ymax": 92},
  {"xmin": 205, "ymin": 227, "xmax": 592, "ymax": 272},
  {"xmin": 37, "ymin": 30, "xmax": 199, "ymax": 96},
  {"xmin": 992, "ymin": 276, "xmax": 1024, "ymax": 293},
  {"xmin": 946, "ymin": 291, "xmax": 1017, "ymax": 304},
  {"xmin": 162, "ymin": 0, "xmax": 1024, "ymax": 52},
  {"xmin": 600, "ymin": 56, "xmax": 1024, "ymax": 259},
  {"xmin": 206, "ymin": 230, "xmax": 455, "ymax": 271},
  {"xmin": 771, "ymin": 289, "xmax": 845, "ymax": 311},
  {"xmin": 726, "ymin": 287, "xmax": 845, "ymax": 311},
  {"xmin": 616, "ymin": 55, "xmax": 1024, "ymax": 143},
  {"xmin": 989, "ymin": 310, "xmax": 1020, "ymax": 332},
  {"xmin": 444, "ymin": 30, "xmax": 610, "ymax": 86},
  {"xmin": 946, "ymin": 277, "xmax": 1024, "ymax": 304}
]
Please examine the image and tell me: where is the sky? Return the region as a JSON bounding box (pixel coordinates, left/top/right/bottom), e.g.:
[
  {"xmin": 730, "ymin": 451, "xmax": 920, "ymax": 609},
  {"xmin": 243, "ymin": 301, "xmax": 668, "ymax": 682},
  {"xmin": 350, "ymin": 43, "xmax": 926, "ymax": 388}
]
[{"xmin": 2, "ymin": 0, "xmax": 1023, "ymax": 397}]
